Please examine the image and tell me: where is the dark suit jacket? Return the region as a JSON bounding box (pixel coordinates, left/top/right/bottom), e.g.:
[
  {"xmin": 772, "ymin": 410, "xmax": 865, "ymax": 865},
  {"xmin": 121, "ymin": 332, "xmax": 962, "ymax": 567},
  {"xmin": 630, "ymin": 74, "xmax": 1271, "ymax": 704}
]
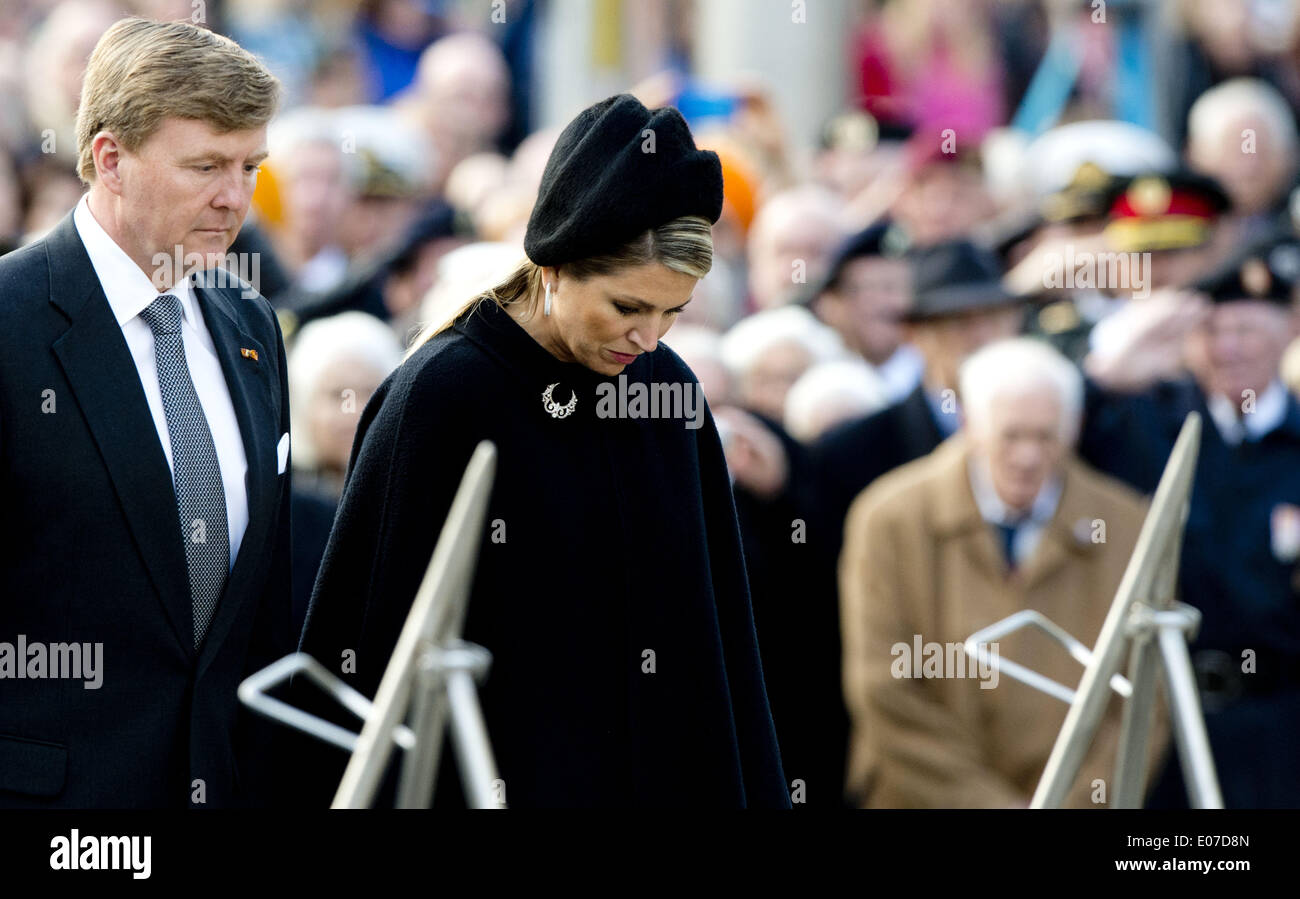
[
  {"xmin": 733, "ymin": 413, "xmax": 849, "ymax": 807},
  {"xmin": 0, "ymin": 211, "xmax": 294, "ymax": 807},
  {"xmin": 811, "ymin": 384, "xmax": 948, "ymax": 559}
]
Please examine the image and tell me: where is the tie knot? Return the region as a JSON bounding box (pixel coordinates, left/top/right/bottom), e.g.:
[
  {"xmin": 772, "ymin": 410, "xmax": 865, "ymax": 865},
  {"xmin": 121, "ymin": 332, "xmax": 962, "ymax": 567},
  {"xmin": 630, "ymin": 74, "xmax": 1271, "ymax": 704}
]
[{"xmin": 139, "ymin": 293, "xmax": 182, "ymax": 336}]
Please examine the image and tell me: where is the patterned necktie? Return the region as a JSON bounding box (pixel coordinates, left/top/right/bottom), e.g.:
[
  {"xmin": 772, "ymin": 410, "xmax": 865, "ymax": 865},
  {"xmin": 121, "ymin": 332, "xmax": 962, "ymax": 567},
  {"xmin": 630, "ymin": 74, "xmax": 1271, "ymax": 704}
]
[{"xmin": 139, "ymin": 293, "xmax": 229, "ymax": 647}]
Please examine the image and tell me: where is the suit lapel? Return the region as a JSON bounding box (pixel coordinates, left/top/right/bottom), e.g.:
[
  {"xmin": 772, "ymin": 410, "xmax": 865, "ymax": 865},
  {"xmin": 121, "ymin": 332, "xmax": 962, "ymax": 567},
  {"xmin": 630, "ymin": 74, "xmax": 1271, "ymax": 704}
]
[
  {"xmin": 45, "ymin": 213, "xmax": 193, "ymax": 655},
  {"xmin": 898, "ymin": 386, "xmax": 945, "ymax": 460},
  {"xmin": 1015, "ymin": 525, "xmax": 1073, "ymax": 590},
  {"xmin": 1017, "ymin": 460, "xmax": 1097, "ymax": 590},
  {"xmin": 929, "ymin": 439, "xmax": 1008, "ymax": 581},
  {"xmin": 192, "ymin": 282, "xmax": 276, "ymax": 675}
]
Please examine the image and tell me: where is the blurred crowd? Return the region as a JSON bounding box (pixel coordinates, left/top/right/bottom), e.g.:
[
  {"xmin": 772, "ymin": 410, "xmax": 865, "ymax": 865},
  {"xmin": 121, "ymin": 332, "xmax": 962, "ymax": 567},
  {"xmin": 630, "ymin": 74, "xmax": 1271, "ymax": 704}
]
[{"xmin": 5, "ymin": 0, "xmax": 1300, "ymax": 809}]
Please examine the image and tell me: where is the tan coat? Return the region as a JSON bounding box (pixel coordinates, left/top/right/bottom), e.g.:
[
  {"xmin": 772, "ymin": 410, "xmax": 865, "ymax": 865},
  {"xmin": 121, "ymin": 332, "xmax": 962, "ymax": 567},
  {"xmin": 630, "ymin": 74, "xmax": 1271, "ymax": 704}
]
[{"xmin": 839, "ymin": 435, "xmax": 1170, "ymax": 808}]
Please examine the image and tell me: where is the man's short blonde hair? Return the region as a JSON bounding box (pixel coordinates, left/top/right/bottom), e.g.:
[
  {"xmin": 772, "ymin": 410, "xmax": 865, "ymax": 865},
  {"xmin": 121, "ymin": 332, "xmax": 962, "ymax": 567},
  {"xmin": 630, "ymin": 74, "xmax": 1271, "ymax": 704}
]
[{"xmin": 75, "ymin": 18, "xmax": 281, "ymax": 184}]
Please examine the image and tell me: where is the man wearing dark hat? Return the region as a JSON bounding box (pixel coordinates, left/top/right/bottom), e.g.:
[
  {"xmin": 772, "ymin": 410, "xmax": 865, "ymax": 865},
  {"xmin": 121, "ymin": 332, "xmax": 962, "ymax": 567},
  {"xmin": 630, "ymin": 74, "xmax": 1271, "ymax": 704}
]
[
  {"xmin": 813, "ymin": 240, "xmax": 1024, "ymax": 552},
  {"xmin": 297, "ymin": 93, "xmax": 789, "ymax": 808},
  {"xmin": 802, "ymin": 221, "xmax": 923, "ymax": 402},
  {"xmin": 1080, "ymin": 232, "xmax": 1300, "ymax": 808}
]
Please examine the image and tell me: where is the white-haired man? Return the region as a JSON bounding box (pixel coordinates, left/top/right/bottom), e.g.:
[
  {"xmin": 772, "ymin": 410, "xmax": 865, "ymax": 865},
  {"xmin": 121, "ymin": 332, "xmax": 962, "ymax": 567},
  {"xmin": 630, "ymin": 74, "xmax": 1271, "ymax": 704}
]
[
  {"xmin": 1188, "ymin": 78, "xmax": 1299, "ymax": 249},
  {"xmin": 1188, "ymin": 78, "xmax": 1298, "ymax": 219},
  {"xmin": 746, "ymin": 185, "xmax": 846, "ymax": 310},
  {"xmin": 839, "ymin": 338, "xmax": 1167, "ymax": 807}
]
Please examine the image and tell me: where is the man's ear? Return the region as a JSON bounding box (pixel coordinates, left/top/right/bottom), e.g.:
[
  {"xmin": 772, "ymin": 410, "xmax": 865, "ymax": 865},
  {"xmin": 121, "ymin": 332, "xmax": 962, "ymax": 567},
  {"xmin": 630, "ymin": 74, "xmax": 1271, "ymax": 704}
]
[{"xmin": 91, "ymin": 131, "xmax": 126, "ymax": 195}]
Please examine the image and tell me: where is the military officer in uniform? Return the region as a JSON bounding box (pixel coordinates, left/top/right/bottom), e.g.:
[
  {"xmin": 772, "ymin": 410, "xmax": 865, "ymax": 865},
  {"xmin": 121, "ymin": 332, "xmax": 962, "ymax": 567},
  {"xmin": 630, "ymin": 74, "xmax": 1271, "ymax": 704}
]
[{"xmin": 1080, "ymin": 231, "xmax": 1300, "ymax": 807}]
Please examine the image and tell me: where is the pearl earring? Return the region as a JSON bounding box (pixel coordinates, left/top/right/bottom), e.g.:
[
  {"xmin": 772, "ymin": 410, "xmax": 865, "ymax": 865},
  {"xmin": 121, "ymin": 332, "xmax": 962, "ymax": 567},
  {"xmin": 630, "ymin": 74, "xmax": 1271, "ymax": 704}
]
[{"xmin": 544, "ymin": 281, "xmax": 553, "ymax": 316}]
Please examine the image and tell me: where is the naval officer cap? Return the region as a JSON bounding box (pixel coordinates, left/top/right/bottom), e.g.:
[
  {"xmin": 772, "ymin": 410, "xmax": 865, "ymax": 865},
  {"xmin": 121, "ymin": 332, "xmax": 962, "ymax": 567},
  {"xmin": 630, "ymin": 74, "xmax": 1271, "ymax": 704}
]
[{"xmin": 523, "ymin": 93, "xmax": 724, "ymax": 267}]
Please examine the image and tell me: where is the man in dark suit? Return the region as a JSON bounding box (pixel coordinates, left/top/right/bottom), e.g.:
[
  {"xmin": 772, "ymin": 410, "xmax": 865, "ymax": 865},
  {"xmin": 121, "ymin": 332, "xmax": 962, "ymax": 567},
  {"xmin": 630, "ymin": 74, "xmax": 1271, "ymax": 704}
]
[
  {"xmin": 812, "ymin": 240, "xmax": 1025, "ymax": 552},
  {"xmin": 0, "ymin": 19, "xmax": 292, "ymax": 807}
]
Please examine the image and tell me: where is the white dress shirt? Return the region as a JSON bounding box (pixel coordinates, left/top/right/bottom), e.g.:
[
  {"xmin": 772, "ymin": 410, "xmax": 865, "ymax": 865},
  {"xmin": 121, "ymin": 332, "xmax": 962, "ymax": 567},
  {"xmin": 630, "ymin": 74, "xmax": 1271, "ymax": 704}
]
[
  {"xmin": 968, "ymin": 454, "xmax": 1063, "ymax": 567},
  {"xmin": 875, "ymin": 343, "xmax": 925, "ymax": 403},
  {"xmin": 73, "ymin": 194, "xmax": 249, "ymax": 570},
  {"xmin": 1206, "ymin": 379, "xmax": 1289, "ymax": 447}
]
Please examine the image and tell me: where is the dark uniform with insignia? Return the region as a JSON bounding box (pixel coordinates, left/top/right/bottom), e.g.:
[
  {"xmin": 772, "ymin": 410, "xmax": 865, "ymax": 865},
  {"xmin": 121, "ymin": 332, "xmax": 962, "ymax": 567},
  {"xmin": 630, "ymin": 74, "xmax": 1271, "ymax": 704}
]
[{"xmin": 1080, "ymin": 234, "xmax": 1300, "ymax": 808}]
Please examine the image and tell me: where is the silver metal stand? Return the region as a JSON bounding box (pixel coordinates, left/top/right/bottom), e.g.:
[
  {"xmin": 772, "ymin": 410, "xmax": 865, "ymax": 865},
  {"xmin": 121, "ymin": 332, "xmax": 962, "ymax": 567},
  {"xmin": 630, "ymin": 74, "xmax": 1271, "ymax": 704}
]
[
  {"xmin": 964, "ymin": 413, "xmax": 1223, "ymax": 808},
  {"xmin": 239, "ymin": 440, "xmax": 504, "ymax": 808}
]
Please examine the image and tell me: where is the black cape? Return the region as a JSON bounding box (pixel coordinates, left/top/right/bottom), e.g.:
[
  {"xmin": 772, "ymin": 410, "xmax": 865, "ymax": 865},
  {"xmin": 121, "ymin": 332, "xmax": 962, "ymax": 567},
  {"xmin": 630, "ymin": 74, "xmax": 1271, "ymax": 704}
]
[{"xmin": 296, "ymin": 297, "xmax": 788, "ymax": 807}]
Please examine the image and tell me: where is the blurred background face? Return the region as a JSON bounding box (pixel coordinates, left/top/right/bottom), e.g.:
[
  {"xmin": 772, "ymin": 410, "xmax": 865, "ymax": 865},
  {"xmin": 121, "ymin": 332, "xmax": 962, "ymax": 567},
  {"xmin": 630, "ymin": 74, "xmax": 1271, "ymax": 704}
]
[
  {"xmin": 973, "ymin": 387, "xmax": 1067, "ymax": 513},
  {"xmin": 892, "ymin": 163, "xmax": 995, "ymax": 246},
  {"xmin": 1186, "ymin": 300, "xmax": 1298, "ymax": 400},
  {"xmin": 740, "ymin": 339, "xmax": 813, "ymax": 421},
  {"xmin": 415, "ymin": 34, "xmax": 511, "ymax": 187},
  {"xmin": 1193, "ymin": 113, "xmax": 1294, "ymax": 215},
  {"xmin": 747, "ymin": 196, "xmax": 843, "ymax": 309},
  {"xmin": 548, "ymin": 262, "xmax": 699, "ymax": 376},
  {"xmin": 687, "ymin": 354, "xmax": 734, "ymax": 406},
  {"xmin": 281, "ymin": 141, "xmax": 349, "ymax": 255},
  {"xmin": 908, "ymin": 305, "xmax": 1023, "ymax": 390},
  {"xmin": 338, "ymin": 194, "xmax": 420, "ymax": 258},
  {"xmin": 1145, "ymin": 246, "xmax": 1215, "ymax": 291},
  {"xmin": 306, "ymin": 355, "xmax": 388, "ymax": 475},
  {"xmin": 108, "ymin": 117, "xmax": 266, "ymax": 272},
  {"xmin": 423, "ymin": 51, "xmax": 509, "ymax": 152},
  {"xmin": 819, "ymin": 255, "xmax": 911, "ymax": 364}
]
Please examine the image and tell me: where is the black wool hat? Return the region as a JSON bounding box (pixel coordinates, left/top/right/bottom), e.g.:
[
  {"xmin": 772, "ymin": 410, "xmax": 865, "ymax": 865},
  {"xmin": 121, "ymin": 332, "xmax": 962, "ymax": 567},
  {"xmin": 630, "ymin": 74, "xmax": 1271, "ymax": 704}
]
[
  {"xmin": 906, "ymin": 240, "xmax": 1020, "ymax": 322},
  {"xmin": 524, "ymin": 94, "xmax": 724, "ymax": 267}
]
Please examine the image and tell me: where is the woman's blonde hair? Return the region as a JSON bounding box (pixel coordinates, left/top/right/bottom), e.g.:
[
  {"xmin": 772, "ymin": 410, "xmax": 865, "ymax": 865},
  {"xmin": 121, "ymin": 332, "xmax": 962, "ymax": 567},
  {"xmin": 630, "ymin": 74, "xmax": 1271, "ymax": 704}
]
[
  {"xmin": 75, "ymin": 18, "xmax": 281, "ymax": 185},
  {"xmin": 406, "ymin": 214, "xmax": 715, "ymax": 358}
]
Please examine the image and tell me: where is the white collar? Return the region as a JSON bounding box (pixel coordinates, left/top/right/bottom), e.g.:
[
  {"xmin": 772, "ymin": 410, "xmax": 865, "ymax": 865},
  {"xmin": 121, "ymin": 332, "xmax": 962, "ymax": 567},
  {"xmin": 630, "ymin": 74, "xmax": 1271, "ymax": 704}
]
[
  {"xmin": 1206, "ymin": 379, "xmax": 1289, "ymax": 446},
  {"xmin": 73, "ymin": 193, "xmax": 198, "ymax": 328},
  {"xmin": 876, "ymin": 344, "xmax": 924, "ymax": 400},
  {"xmin": 968, "ymin": 453, "xmax": 1062, "ymax": 527}
]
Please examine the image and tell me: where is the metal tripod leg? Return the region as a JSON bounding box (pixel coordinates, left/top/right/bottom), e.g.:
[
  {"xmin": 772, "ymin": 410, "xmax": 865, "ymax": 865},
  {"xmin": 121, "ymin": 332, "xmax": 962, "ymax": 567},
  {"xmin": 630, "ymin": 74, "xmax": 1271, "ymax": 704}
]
[
  {"xmin": 1112, "ymin": 621, "xmax": 1160, "ymax": 808},
  {"xmin": 396, "ymin": 650, "xmax": 450, "ymax": 809},
  {"xmin": 447, "ymin": 664, "xmax": 503, "ymax": 808},
  {"xmin": 1157, "ymin": 624, "xmax": 1224, "ymax": 808},
  {"xmin": 394, "ymin": 642, "xmax": 501, "ymax": 809}
]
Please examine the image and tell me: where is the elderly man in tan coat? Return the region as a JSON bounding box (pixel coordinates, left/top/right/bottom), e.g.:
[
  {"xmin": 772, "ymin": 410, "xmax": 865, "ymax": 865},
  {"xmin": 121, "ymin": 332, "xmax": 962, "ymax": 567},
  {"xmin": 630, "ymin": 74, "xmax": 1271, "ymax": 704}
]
[{"xmin": 840, "ymin": 338, "xmax": 1168, "ymax": 808}]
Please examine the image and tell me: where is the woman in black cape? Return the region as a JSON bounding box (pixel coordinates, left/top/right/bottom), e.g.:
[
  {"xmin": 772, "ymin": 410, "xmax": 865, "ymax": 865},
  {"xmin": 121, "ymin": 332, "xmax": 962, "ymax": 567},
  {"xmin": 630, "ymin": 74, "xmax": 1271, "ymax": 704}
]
[{"xmin": 297, "ymin": 94, "xmax": 788, "ymax": 808}]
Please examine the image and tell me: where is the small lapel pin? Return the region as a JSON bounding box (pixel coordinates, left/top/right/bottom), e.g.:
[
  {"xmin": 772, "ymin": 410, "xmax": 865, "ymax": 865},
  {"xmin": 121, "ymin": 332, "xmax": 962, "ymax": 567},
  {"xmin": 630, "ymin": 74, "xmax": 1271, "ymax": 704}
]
[
  {"xmin": 1271, "ymin": 503, "xmax": 1300, "ymax": 564},
  {"xmin": 240, "ymin": 347, "xmax": 259, "ymax": 362}
]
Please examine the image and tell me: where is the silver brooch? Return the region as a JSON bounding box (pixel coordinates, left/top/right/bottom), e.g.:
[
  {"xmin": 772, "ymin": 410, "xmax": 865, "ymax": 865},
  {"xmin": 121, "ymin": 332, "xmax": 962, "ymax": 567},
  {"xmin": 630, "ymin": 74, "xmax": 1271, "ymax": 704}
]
[{"xmin": 542, "ymin": 382, "xmax": 577, "ymax": 419}]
